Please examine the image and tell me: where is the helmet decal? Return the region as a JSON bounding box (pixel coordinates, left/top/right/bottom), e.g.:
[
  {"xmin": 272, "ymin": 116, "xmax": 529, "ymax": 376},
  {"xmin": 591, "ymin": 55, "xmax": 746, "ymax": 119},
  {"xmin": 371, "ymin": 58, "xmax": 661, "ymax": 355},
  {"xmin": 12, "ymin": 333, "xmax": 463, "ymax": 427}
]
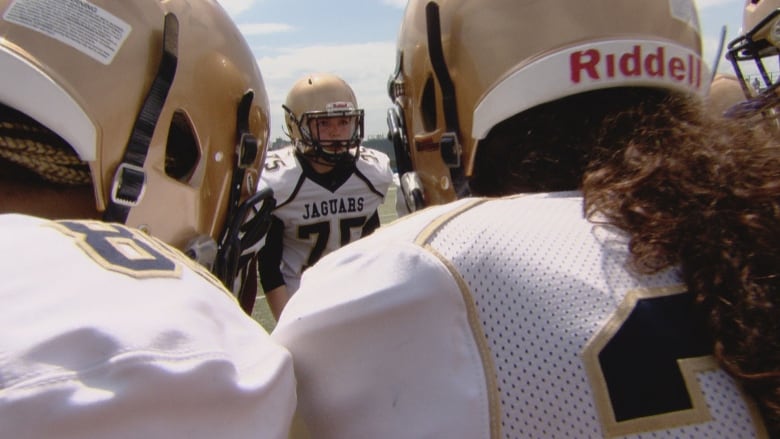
[
  {"xmin": 0, "ymin": 0, "xmax": 273, "ymax": 305},
  {"xmin": 388, "ymin": 0, "xmax": 705, "ymax": 208}
]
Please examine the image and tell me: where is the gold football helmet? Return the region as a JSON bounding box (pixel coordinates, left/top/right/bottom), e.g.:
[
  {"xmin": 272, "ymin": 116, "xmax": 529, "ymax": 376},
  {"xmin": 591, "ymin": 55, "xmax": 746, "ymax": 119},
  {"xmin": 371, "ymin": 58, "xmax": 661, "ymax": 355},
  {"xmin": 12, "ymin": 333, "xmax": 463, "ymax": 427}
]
[
  {"xmin": 725, "ymin": 0, "xmax": 780, "ymax": 120},
  {"xmin": 707, "ymin": 73, "xmax": 751, "ymax": 118},
  {"xmin": 0, "ymin": 0, "xmax": 273, "ymax": 295},
  {"xmin": 283, "ymin": 73, "xmax": 365, "ymax": 166},
  {"xmin": 388, "ymin": 0, "xmax": 708, "ymax": 208}
]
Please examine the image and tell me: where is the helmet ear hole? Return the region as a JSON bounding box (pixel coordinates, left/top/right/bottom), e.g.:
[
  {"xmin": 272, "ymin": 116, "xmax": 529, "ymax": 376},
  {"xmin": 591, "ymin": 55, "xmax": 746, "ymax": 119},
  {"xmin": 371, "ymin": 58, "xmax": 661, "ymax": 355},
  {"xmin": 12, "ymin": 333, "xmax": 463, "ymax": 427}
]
[
  {"xmin": 420, "ymin": 76, "xmax": 438, "ymax": 132},
  {"xmin": 165, "ymin": 110, "xmax": 200, "ymax": 181}
]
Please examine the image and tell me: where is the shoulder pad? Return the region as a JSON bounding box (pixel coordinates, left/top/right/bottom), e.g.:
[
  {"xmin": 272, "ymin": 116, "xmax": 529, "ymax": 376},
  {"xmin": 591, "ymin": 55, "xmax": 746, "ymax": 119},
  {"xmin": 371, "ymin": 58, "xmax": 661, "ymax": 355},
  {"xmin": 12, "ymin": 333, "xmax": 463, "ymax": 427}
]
[
  {"xmin": 356, "ymin": 147, "xmax": 394, "ymax": 190},
  {"xmin": 258, "ymin": 146, "xmax": 303, "ymax": 202}
]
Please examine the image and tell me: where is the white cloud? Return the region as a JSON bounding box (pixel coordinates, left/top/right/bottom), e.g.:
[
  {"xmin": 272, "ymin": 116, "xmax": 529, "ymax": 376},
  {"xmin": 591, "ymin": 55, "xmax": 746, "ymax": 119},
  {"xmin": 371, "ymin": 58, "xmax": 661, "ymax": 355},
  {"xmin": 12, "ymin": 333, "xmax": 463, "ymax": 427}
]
[
  {"xmin": 258, "ymin": 42, "xmax": 398, "ymax": 139},
  {"xmin": 238, "ymin": 23, "xmax": 295, "ymax": 35},
  {"xmin": 382, "ymin": 0, "xmax": 408, "ymax": 8},
  {"xmin": 217, "ymin": 0, "xmax": 259, "ymax": 17}
]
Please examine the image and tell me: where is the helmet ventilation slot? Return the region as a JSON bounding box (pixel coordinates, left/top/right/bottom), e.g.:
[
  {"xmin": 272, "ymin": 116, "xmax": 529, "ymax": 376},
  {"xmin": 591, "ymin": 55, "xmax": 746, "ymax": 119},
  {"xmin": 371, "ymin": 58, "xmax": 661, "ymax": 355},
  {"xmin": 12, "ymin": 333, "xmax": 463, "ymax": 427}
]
[{"xmin": 165, "ymin": 110, "xmax": 199, "ymax": 181}]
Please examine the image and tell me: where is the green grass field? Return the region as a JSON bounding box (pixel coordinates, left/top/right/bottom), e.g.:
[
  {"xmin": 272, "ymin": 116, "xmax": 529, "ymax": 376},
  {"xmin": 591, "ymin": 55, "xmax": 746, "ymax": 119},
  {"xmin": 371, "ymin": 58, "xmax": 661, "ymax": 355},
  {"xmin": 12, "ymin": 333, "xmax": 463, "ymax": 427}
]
[{"xmin": 250, "ymin": 184, "xmax": 400, "ymax": 331}]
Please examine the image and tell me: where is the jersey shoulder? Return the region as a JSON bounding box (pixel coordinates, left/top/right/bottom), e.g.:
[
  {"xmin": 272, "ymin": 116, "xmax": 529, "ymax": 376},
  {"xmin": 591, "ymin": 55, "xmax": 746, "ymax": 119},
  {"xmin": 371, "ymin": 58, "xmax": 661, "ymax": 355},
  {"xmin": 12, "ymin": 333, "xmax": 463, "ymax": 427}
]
[
  {"xmin": 0, "ymin": 214, "xmax": 296, "ymax": 439},
  {"xmin": 259, "ymin": 146, "xmax": 304, "ymax": 203},
  {"xmin": 0, "ymin": 214, "xmax": 228, "ymax": 291},
  {"xmin": 355, "ymin": 147, "xmax": 393, "ymax": 192}
]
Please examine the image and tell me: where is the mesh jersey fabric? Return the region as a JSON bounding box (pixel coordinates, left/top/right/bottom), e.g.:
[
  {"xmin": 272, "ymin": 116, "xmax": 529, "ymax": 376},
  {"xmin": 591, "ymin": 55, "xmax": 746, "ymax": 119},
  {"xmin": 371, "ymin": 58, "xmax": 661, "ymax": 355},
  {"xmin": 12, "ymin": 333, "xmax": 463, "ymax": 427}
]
[{"xmin": 272, "ymin": 192, "xmax": 767, "ymax": 439}]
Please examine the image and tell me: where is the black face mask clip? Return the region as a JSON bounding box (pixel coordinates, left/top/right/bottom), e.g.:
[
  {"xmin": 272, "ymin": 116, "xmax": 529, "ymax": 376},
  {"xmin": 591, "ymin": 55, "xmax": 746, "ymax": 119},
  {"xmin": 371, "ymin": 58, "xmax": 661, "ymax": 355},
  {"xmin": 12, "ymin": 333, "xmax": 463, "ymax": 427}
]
[{"xmin": 213, "ymin": 91, "xmax": 275, "ymax": 314}]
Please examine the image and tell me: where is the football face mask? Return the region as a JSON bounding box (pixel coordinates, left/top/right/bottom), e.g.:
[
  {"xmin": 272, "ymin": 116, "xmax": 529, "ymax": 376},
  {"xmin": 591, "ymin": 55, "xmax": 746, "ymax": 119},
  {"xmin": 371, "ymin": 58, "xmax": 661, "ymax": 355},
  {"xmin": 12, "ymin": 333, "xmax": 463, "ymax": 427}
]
[{"xmin": 297, "ymin": 106, "xmax": 364, "ymax": 166}]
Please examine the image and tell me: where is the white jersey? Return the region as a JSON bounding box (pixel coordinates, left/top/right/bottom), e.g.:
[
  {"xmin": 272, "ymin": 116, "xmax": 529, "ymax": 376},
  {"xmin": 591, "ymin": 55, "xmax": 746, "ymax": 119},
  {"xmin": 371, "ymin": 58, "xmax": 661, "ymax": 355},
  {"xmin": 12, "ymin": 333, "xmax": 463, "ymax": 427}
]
[
  {"xmin": 272, "ymin": 193, "xmax": 768, "ymax": 439},
  {"xmin": 258, "ymin": 145, "xmax": 392, "ymax": 293},
  {"xmin": 0, "ymin": 214, "xmax": 296, "ymax": 439}
]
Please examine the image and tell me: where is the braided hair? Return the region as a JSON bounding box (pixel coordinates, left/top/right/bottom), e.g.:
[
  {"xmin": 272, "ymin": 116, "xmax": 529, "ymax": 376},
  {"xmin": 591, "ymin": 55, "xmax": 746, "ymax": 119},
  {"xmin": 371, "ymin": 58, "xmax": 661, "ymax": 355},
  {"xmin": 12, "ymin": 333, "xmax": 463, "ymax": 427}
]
[{"xmin": 0, "ymin": 103, "xmax": 91, "ymax": 186}]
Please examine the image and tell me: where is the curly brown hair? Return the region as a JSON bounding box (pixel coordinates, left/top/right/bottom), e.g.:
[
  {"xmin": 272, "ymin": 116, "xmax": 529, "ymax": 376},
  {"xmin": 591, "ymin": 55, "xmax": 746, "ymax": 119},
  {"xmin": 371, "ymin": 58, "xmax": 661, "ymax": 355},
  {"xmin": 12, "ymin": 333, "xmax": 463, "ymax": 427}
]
[{"xmin": 471, "ymin": 87, "xmax": 780, "ymax": 435}]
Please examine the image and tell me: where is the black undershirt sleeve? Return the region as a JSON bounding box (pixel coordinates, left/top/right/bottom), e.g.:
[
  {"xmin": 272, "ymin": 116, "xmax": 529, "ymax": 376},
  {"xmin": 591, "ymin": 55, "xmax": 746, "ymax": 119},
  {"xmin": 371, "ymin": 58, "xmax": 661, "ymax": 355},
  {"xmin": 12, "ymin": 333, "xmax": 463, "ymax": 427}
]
[
  {"xmin": 257, "ymin": 215, "xmax": 286, "ymax": 292},
  {"xmin": 361, "ymin": 211, "xmax": 381, "ymax": 237}
]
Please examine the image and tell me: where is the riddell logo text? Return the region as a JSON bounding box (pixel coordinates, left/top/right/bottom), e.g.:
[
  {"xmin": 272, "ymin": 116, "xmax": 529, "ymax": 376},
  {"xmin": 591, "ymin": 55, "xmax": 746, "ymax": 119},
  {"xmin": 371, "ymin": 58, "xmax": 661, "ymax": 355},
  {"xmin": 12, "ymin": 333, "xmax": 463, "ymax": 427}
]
[{"xmin": 570, "ymin": 45, "xmax": 702, "ymax": 89}]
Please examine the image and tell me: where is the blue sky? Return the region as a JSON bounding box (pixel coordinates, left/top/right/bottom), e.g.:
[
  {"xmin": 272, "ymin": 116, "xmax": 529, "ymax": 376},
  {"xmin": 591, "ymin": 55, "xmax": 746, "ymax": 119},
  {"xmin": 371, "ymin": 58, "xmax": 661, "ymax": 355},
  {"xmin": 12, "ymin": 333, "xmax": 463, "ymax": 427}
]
[{"xmin": 218, "ymin": 0, "xmax": 745, "ymax": 141}]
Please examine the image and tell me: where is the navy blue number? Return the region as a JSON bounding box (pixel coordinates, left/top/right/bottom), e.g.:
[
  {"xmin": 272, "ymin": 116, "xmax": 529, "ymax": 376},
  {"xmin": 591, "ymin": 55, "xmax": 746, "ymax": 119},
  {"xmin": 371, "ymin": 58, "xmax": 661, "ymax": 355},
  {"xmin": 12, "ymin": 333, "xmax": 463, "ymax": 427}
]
[
  {"xmin": 299, "ymin": 216, "xmax": 368, "ymax": 270},
  {"xmin": 599, "ymin": 292, "xmax": 711, "ymax": 421},
  {"xmin": 57, "ymin": 221, "xmax": 177, "ymax": 275}
]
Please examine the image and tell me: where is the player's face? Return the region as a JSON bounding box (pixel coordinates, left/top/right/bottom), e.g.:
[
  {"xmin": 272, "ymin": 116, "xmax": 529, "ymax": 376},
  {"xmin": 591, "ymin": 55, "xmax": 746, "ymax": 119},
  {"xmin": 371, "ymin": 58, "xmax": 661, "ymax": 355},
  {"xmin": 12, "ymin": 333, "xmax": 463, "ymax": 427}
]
[{"xmin": 309, "ymin": 116, "xmax": 356, "ymax": 147}]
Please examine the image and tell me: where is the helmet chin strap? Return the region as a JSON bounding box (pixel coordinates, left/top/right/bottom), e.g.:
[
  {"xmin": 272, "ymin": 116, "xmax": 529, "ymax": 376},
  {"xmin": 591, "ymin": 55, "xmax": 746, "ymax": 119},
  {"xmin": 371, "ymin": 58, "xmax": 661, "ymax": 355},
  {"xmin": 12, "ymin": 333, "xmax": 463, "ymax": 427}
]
[
  {"xmin": 100, "ymin": 12, "xmax": 274, "ymax": 310},
  {"xmin": 301, "ymin": 119, "xmax": 363, "ymax": 167},
  {"xmin": 303, "ymin": 143, "xmax": 358, "ymax": 167},
  {"xmin": 103, "ymin": 13, "xmax": 179, "ymax": 223},
  {"xmin": 425, "ymin": 1, "xmax": 470, "ymax": 198}
]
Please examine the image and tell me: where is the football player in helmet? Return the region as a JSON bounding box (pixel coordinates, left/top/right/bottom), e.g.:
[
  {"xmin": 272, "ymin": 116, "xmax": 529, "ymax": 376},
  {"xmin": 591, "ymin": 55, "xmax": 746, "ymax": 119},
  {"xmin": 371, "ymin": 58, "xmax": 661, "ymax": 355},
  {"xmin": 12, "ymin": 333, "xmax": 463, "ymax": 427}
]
[
  {"xmin": 257, "ymin": 73, "xmax": 393, "ymax": 320},
  {"xmin": 273, "ymin": 0, "xmax": 779, "ymax": 437},
  {"xmin": 725, "ymin": 0, "xmax": 780, "ymax": 122},
  {"xmin": 0, "ymin": 0, "xmax": 295, "ymax": 437}
]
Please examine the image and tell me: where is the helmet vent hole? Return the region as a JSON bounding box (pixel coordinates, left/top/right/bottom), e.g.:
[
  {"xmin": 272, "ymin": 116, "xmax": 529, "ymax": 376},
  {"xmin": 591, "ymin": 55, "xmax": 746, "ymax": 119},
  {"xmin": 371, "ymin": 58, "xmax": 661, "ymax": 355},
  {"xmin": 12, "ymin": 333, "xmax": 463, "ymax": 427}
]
[
  {"xmin": 165, "ymin": 110, "xmax": 199, "ymax": 182},
  {"xmin": 421, "ymin": 76, "xmax": 438, "ymax": 132}
]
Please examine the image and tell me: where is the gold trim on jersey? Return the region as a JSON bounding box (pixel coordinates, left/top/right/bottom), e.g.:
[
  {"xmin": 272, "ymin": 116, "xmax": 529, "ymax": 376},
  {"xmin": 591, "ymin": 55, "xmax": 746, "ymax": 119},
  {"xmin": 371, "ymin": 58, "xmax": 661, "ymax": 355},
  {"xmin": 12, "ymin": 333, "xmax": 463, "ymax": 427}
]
[
  {"xmin": 151, "ymin": 234, "xmax": 238, "ymax": 300},
  {"xmin": 582, "ymin": 285, "xmax": 769, "ymax": 438},
  {"xmin": 424, "ymin": 244, "xmax": 502, "ymax": 439},
  {"xmin": 408, "ymin": 196, "xmax": 767, "ymax": 438},
  {"xmin": 47, "ymin": 220, "xmax": 237, "ymax": 303},
  {"xmin": 49, "ymin": 220, "xmax": 183, "ymax": 279},
  {"xmin": 413, "ymin": 198, "xmax": 488, "ymax": 246},
  {"xmin": 413, "ymin": 197, "xmax": 500, "ymax": 438}
]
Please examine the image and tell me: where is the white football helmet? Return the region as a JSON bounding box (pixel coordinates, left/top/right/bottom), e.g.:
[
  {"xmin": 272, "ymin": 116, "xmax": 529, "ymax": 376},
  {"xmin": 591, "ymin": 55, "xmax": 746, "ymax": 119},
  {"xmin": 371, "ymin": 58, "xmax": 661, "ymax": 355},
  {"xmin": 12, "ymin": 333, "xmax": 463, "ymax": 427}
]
[
  {"xmin": 0, "ymin": 0, "xmax": 273, "ymax": 294},
  {"xmin": 725, "ymin": 0, "xmax": 780, "ymax": 120},
  {"xmin": 283, "ymin": 73, "xmax": 365, "ymax": 167},
  {"xmin": 388, "ymin": 0, "xmax": 708, "ymax": 209}
]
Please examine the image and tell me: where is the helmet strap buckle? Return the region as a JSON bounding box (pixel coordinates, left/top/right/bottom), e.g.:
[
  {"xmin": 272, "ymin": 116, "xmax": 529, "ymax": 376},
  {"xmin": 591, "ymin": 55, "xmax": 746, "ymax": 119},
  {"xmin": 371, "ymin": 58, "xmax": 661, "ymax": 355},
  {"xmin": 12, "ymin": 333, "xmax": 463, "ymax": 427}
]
[
  {"xmin": 110, "ymin": 163, "xmax": 147, "ymax": 207},
  {"xmin": 237, "ymin": 132, "xmax": 258, "ymax": 168},
  {"xmin": 440, "ymin": 131, "xmax": 461, "ymax": 168}
]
